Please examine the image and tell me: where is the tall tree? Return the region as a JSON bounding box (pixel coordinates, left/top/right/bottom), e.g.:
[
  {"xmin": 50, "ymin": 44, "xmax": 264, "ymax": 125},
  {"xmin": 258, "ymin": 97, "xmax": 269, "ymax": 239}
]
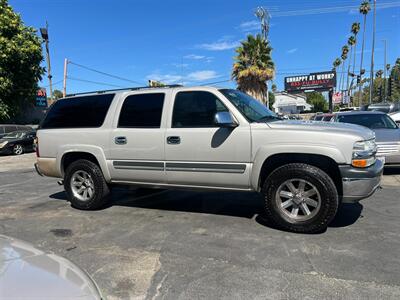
[
  {"xmin": 52, "ymin": 89, "xmax": 63, "ymax": 100},
  {"xmin": 332, "ymin": 58, "xmax": 341, "ymax": 91},
  {"xmin": 388, "ymin": 58, "xmax": 400, "ymax": 101},
  {"xmin": 0, "ymin": 0, "xmax": 44, "ymax": 122},
  {"xmin": 339, "ymin": 45, "xmax": 349, "ymax": 92},
  {"xmin": 358, "ymin": 1, "xmax": 371, "ymax": 105},
  {"xmin": 346, "ymin": 36, "xmax": 356, "ymax": 93},
  {"xmin": 351, "ymin": 22, "xmax": 360, "ymax": 76},
  {"xmin": 232, "ymin": 34, "xmax": 275, "ymax": 104},
  {"xmin": 306, "ymin": 92, "xmax": 328, "ymax": 112}
]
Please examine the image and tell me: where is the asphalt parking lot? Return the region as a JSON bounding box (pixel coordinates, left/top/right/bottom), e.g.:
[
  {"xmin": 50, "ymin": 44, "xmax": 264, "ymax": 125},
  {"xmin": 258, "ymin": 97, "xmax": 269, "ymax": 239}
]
[{"xmin": 1, "ymin": 153, "xmax": 400, "ymax": 299}]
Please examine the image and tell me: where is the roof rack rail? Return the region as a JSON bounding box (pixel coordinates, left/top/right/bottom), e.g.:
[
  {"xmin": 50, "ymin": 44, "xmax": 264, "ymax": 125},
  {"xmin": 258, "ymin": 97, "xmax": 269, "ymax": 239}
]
[{"xmin": 66, "ymin": 84, "xmax": 183, "ymax": 97}]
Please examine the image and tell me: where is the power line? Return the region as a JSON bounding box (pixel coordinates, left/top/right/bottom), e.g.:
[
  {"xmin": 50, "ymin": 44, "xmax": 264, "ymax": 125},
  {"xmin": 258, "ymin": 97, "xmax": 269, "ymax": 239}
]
[
  {"xmin": 43, "ymin": 79, "xmax": 63, "ymax": 88},
  {"xmin": 200, "ymin": 79, "xmax": 233, "ymax": 86},
  {"xmin": 67, "ymin": 76, "xmax": 124, "ymax": 88},
  {"xmin": 68, "ymin": 61, "xmax": 143, "ymax": 85},
  {"xmin": 270, "ymin": 1, "xmax": 400, "ymax": 17}
]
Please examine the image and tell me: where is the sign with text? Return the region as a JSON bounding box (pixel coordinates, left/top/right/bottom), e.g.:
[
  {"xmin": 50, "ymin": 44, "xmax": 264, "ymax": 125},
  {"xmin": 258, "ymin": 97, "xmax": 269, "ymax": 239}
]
[
  {"xmin": 333, "ymin": 92, "xmax": 342, "ymax": 104},
  {"xmin": 36, "ymin": 88, "xmax": 47, "ymax": 107},
  {"xmin": 284, "ymin": 71, "xmax": 336, "ymax": 92}
]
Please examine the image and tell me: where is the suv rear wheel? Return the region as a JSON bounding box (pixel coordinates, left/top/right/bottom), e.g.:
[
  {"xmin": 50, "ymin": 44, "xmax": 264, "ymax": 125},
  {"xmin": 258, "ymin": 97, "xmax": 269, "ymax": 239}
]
[
  {"xmin": 64, "ymin": 159, "xmax": 110, "ymax": 210},
  {"xmin": 262, "ymin": 163, "xmax": 338, "ymax": 233}
]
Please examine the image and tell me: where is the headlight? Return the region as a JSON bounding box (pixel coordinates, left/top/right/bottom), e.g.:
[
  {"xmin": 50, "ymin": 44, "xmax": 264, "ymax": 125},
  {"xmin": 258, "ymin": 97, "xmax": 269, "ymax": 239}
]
[
  {"xmin": 352, "ymin": 139, "xmax": 377, "ymax": 168},
  {"xmin": 0, "ymin": 141, "xmax": 8, "ymax": 148}
]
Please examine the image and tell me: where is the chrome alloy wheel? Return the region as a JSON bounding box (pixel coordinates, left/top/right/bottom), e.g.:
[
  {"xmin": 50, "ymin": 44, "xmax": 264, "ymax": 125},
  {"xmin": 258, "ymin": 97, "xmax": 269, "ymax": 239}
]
[
  {"xmin": 13, "ymin": 144, "xmax": 23, "ymax": 155},
  {"xmin": 275, "ymin": 179, "xmax": 321, "ymax": 221},
  {"xmin": 70, "ymin": 170, "xmax": 95, "ymax": 201}
]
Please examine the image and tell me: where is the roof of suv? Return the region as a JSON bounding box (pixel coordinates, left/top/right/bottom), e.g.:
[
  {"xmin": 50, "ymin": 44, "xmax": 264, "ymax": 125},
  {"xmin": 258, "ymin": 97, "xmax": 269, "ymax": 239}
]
[
  {"xmin": 335, "ymin": 110, "xmax": 386, "ymax": 116},
  {"xmin": 66, "ymin": 85, "xmax": 222, "ymax": 98}
]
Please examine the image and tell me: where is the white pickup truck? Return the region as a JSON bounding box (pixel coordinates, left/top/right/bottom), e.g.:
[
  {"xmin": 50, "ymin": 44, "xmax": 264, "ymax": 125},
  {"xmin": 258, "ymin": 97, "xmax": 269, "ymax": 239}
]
[{"xmin": 35, "ymin": 86, "xmax": 383, "ymax": 233}]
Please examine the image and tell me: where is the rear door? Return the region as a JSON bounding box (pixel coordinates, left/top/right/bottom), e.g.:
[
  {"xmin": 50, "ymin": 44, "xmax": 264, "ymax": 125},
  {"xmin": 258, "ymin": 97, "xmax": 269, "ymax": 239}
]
[{"xmin": 108, "ymin": 91, "xmax": 170, "ymax": 183}]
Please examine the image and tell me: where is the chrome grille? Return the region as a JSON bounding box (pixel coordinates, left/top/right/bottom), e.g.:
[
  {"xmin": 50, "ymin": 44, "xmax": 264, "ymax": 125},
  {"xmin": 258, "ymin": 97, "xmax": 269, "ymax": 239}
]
[{"xmin": 376, "ymin": 142, "xmax": 400, "ymax": 156}]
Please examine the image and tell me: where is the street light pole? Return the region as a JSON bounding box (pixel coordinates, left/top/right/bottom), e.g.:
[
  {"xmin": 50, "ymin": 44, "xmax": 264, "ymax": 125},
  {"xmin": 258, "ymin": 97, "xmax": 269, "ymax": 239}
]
[
  {"xmin": 40, "ymin": 22, "xmax": 53, "ymax": 101},
  {"xmin": 255, "ymin": 7, "xmax": 271, "ymax": 108},
  {"xmin": 368, "ymin": 0, "xmax": 376, "ymax": 104},
  {"xmin": 382, "ymin": 39, "xmax": 387, "ymax": 103},
  {"xmin": 63, "ymin": 58, "xmax": 68, "ymax": 98}
]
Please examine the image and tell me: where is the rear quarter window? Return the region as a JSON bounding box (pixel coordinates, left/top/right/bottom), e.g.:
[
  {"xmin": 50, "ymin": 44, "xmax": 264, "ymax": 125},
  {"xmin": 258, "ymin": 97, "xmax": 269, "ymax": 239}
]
[{"xmin": 41, "ymin": 94, "xmax": 115, "ymax": 129}]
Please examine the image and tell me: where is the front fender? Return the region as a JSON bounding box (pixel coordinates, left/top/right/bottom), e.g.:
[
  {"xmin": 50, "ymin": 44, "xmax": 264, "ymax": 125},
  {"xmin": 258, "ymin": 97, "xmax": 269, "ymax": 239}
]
[{"xmin": 250, "ymin": 144, "xmax": 347, "ymax": 190}]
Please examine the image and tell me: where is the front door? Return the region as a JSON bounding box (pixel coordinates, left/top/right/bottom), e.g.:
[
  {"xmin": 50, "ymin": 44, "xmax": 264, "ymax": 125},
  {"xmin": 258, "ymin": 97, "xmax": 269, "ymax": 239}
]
[
  {"xmin": 165, "ymin": 90, "xmax": 251, "ymax": 189},
  {"xmin": 109, "ymin": 91, "xmax": 168, "ymax": 183}
]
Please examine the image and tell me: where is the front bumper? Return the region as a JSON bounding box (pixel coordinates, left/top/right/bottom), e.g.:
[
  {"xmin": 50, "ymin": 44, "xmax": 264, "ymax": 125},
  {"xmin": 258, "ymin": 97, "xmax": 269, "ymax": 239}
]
[{"xmin": 339, "ymin": 159, "xmax": 384, "ymax": 203}]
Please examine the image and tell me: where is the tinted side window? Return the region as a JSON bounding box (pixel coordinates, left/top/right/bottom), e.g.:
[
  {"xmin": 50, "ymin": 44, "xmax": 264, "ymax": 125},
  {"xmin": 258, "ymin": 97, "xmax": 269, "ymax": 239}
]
[
  {"xmin": 41, "ymin": 94, "xmax": 114, "ymax": 129},
  {"xmin": 118, "ymin": 93, "xmax": 165, "ymax": 128},
  {"xmin": 4, "ymin": 126, "xmax": 17, "ymax": 133},
  {"xmin": 172, "ymin": 91, "xmax": 228, "ymax": 128}
]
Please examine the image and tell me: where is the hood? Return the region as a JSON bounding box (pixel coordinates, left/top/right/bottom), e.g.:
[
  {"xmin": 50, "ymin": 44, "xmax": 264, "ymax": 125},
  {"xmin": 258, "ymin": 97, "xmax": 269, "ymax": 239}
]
[
  {"xmin": 0, "ymin": 138, "xmax": 19, "ymax": 144},
  {"xmin": 0, "ymin": 235, "xmax": 101, "ymax": 300},
  {"xmin": 267, "ymin": 120, "xmax": 375, "ymax": 141},
  {"xmin": 373, "ymin": 128, "xmax": 400, "ymax": 143}
]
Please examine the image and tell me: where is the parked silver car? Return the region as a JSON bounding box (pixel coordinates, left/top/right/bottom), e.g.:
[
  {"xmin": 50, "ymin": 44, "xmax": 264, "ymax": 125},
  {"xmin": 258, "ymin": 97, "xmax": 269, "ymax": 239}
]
[
  {"xmin": 334, "ymin": 111, "xmax": 400, "ymax": 165},
  {"xmin": 0, "ymin": 234, "xmax": 102, "ymax": 299}
]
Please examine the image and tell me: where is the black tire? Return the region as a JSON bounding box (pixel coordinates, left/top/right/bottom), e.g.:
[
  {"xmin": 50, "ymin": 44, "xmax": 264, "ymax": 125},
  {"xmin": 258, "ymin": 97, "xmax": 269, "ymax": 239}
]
[
  {"xmin": 262, "ymin": 163, "xmax": 338, "ymax": 233},
  {"xmin": 12, "ymin": 144, "xmax": 24, "ymax": 155},
  {"xmin": 64, "ymin": 159, "xmax": 110, "ymax": 210}
]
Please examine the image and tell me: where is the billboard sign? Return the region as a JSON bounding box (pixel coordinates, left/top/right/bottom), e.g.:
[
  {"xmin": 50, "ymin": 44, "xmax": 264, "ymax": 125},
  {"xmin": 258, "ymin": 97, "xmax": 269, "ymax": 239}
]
[
  {"xmin": 36, "ymin": 88, "xmax": 48, "ymax": 107},
  {"xmin": 284, "ymin": 71, "xmax": 336, "ymax": 92},
  {"xmin": 333, "ymin": 92, "xmax": 342, "ymax": 104}
]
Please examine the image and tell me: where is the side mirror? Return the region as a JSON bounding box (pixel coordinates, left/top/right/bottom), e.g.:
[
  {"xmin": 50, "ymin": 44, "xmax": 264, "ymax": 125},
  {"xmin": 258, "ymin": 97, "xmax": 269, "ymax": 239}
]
[{"xmin": 214, "ymin": 112, "xmax": 238, "ymax": 128}]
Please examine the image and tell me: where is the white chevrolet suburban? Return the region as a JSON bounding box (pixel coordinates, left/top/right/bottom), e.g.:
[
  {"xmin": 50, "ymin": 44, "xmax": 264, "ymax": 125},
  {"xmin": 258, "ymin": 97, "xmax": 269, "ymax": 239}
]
[{"xmin": 35, "ymin": 86, "xmax": 384, "ymax": 233}]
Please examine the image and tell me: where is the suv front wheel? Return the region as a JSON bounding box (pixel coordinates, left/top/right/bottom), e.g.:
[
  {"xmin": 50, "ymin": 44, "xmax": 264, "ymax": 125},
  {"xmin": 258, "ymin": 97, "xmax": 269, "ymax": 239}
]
[
  {"xmin": 64, "ymin": 159, "xmax": 110, "ymax": 210},
  {"xmin": 262, "ymin": 163, "xmax": 338, "ymax": 233}
]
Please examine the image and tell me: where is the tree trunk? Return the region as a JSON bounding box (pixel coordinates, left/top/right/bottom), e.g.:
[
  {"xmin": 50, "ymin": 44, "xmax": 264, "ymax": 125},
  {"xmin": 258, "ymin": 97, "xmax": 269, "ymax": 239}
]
[
  {"xmin": 346, "ymin": 47, "xmax": 352, "ymax": 97},
  {"xmin": 358, "ymin": 15, "xmax": 367, "ymax": 106}
]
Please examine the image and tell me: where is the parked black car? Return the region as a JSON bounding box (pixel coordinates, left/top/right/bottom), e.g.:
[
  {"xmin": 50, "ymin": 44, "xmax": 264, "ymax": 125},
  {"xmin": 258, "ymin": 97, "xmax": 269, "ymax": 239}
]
[
  {"xmin": 0, "ymin": 124, "xmax": 33, "ymax": 138},
  {"xmin": 0, "ymin": 131, "xmax": 36, "ymax": 155}
]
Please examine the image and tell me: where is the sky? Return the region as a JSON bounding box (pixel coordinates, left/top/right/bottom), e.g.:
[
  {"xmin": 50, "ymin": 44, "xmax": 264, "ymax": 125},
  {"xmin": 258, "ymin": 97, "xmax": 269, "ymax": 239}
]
[{"xmin": 9, "ymin": 0, "xmax": 400, "ymax": 94}]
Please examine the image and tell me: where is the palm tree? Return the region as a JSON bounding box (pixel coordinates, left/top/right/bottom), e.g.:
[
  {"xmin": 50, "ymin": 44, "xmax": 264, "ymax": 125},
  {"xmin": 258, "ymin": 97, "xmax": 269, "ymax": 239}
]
[
  {"xmin": 333, "ymin": 58, "xmax": 341, "ymax": 91},
  {"xmin": 351, "ymin": 22, "xmax": 360, "ymax": 75},
  {"xmin": 232, "ymin": 34, "xmax": 274, "ymax": 104},
  {"xmin": 332, "ymin": 58, "xmax": 341, "ymax": 70},
  {"xmin": 340, "ymin": 52, "xmax": 348, "ymax": 93},
  {"xmin": 346, "ymin": 36, "xmax": 356, "ymax": 92},
  {"xmin": 375, "ymin": 69, "xmax": 383, "ymax": 78},
  {"xmin": 338, "ymin": 45, "xmax": 349, "ymax": 92},
  {"xmin": 358, "ymin": 1, "xmax": 371, "ymax": 104}
]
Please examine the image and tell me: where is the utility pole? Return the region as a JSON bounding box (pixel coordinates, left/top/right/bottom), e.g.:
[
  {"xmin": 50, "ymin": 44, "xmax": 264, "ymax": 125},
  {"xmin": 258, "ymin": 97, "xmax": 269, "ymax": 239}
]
[
  {"xmin": 40, "ymin": 22, "xmax": 53, "ymax": 101},
  {"xmin": 255, "ymin": 7, "xmax": 271, "ymax": 108},
  {"xmin": 63, "ymin": 58, "xmax": 68, "ymax": 97},
  {"xmin": 369, "ymin": 0, "xmax": 377, "ymax": 104},
  {"xmin": 382, "ymin": 39, "xmax": 387, "ymax": 103}
]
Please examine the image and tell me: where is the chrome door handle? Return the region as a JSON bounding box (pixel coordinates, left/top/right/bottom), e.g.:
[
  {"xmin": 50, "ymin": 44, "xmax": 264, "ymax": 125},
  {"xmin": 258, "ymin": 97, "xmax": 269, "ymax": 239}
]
[
  {"xmin": 115, "ymin": 136, "xmax": 127, "ymax": 145},
  {"xmin": 167, "ymin": 136, "xmax": 181, "ymax": 144}
]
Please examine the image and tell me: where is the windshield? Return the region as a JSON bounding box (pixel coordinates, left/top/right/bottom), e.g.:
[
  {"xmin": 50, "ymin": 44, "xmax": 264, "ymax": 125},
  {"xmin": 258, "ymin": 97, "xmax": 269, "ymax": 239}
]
[
  {"xmin": 337, "ymin": 114, "xmax": 398, "ymax": 129},
  {"xmin": 3, "ymin": 132, "xmax": 25, "ymax": 139},
  {"xmin": 219, "ymin": 89, "xmax": 278, "ymax": 122}
]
